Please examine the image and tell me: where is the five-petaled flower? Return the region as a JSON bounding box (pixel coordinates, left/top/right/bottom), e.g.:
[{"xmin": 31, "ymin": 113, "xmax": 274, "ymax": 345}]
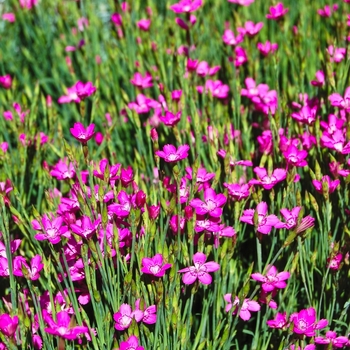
[
  {"xmin": 178, "ymin": 252, "xmax": 220, "ymax": 285},
  {"xmin": 240, "ymin": 201, "xmax": 280, "ymax": 234},
  {"xmin": 155, "ymin": 144, "xmax": 190, "ymax": 163},
  {"xmin": 141, "ymin": 253, "xmax": 172, "ymax": 277},
  {"xmin": 70, "ymin": 122, "xmax": 96, "ymax": 144},
  {"xmin": 224, "ymin": 294, "xmax": 260, "ymax": 321},
  {"xmin": 190, "ymin": 188, "xmax": 227, "ymax": 218},
  {"xmin": 251, "ymin": 265, "xmax": 290, "ymax": 293}
]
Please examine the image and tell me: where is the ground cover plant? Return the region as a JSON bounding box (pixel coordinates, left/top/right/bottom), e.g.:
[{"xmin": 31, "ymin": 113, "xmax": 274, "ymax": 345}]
[{"xmin": 0, "ymin": 0, "xmax": 350, "ymax": 349}]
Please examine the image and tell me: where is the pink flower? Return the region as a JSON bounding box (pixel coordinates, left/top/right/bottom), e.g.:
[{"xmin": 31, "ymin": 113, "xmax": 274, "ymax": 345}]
[
  {"xmin": 155, "ymin": 144, "xmax": 190, "ymax": 162},
  {"xmin": 0, "ymin": 74, "xmax": 12, "ymax": 89},
  {"xmin": 321, "ymin": 129, "xmax": 350, "ymax": 154},
  {"xmin": 328, "ymin": 87, "xmax": 350, "ymax": 111},
  {"xmin": 291, "ymin": 105, "xmax": 317, "ymax": 125},
  {"xmin": 137, "ymin": 19, "xmax": 151, "ymax": 31},
  {"xmin": 0, "ymin": 314, "xmax": 18, "ymax": 337},
  {"xmin": 290, "ymin": 307, "xmax": 328, "ymax": 337},
  {"xmin": 170, "ymin": 0, "xmax": 203, "ymax": 13},
  {"xmin": 70, "ymin": 216, "xmax": 101, "ymax": 239},
  {"xmin": 283, "ymin": 144, "xmax": 308, "ymax": 167},
  {"xmin": 190, "ymin": 188, "xmax": 227, "ymax": 218},
  {"xmin": 240, "ymin": 201, "xmax": 280, "ymax": 234},
  {"xmin": 249, "ymin": 167, "xmax": 286, "ymax": 190},
  {"xmin": 312, "ymin": 175, "xmax": 340, "ymax": 194},
  {"xmin": 315, "ymin": 330, "xmax": 348, "ymax": 348},
  {"xmin": 159, "ymin": 110, "xmax": 182, "ymax": 126},
  {"xmin": 70, "ymin": 122, "xmax": 95, "ymax": 143},
  {"xmin": 234, "ymin": 46, "xmax": 248, "ymax": 66},
  {"xmin": 111, "ymin": 13, "xmax": 122, "ymax": 26},
  {"xmin": 3, "ymin": 102, "xmax": 29, "ymax": 123},
  {"xmin": 224, "ymin": 182, "xmax": 251, "ymax": 201},
  {"xmin": 327, "ymin": 45, "xmax": 346, "ymax": 63},
  {"xmin": 224, "ymin": 294, "xmax": 260, "ymax": 321},
  {"xmin": 257, "ymin": 130, "xmax": 273, "ymax": 154},
  {"xmin": 178, "ymin": 252, "xmax": 220, "ymax": 285},
  {"xmin": 239, "ymin": 21, "xmax": 263, "ymax": 36},
  {"xmin": 318, "ymin": 4, "xmax": 338, "ymax": 17},
  {"xmin": 2, "ymin": 13, "xmax": 16, "ymax": 23},
  {"xmin": 311, "ymin": 70, "xmax": 325, "ymax": 87},
  {"xmin": 222, "ymin": 29, "xmax": 244, "ymax": 46},
  {"xmin": 266, "ymin": 2, "xmax": 289, "ymax": 20},
  {"xmin": 13, "ymin": 255, "xmax": 44, "ymax": 280},
  {"xmin": 32, "ymin": 214, "xmax": 70, "ymax": 244},
  {"xmin": 251, "ymin": 265, "xmax": 290, "ymax": 293},
  {"xmin": 327, "ymin": 253, "xmax": 343, "ymax": 270},
  {"xmin": 43, "ymin": 310, "xmax": 88, "ymax": 340},
  {"xmin": 134, "ymin": 300, "xmax": 157, "ymax": 325},
  {"xmin": 58, "ymin": 81, "xmax": 96, "ymax": 103},
  {"xmin": 120, "ymin": 335, "xmax": 144, "ymax": 350},
  {"xmin": 108, "ymin": 190, "xmax": 132, "ymax": 217},
  {"xmin": 113, "ymin": 304, "xmax": 143, "ymax": 331},
  {"xmin": 228, "ymin": 0, "xmax": 254, "ymax": 5},
  {"xmin": 141, "ymin": 254, "xmax": 172, "ymax": 277},
  {"xmin": 257, "ymin": 41, "xmax": 278, "ymax": 56},
  {"xmin": 267, "ymin": 312, "xmax": 289, "ymax": 329},
  {"xmin": 19, "ymin": 0, "xmax": 38, "ymax": 9},
  {"xmin": 50, "ymin": 158, "xmax": 75, "ymax": 180},
  {"xmin": 130, "ymin": 72, "xmax": 153, "ymax": 89}
]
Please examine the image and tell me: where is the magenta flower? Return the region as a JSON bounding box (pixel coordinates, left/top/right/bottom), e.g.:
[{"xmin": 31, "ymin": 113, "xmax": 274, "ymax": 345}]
[
  {"xmin": 70, "ymin": 122, "xmax": 95, "ymax": 143},
  {"xmin": 266, "ymin": 2, "xmax": 289, "ymax": 20},
  {"xmin": 222, "ymin": 29, "xmax": 244, "ymax": 46},
  {"xmin": 234, "ymin": 46, "xmax": 248, "ymax": 67},
  {"xmin": 249, "ymin": 167, "xmax": 286, "ymax": 190},
  {"xmin": 137, "ymin": 19, "xmax": 151, "ymax": 31},
  {"xmin": 312, "ymin": 175, "xmax": 340, "ymax": 194},
  {"xmin": 327, "ymin": 46, "xmax": 346, "ymax": 63},
  {"xmin": 2, "ymin": 13, "xmax": 16, "ymax": 23},
  {"xmin": 13, "ymin": 255, "xmax": 44, "ymax": 280},
  {"xmin": 43, "ymin": 310, "xmax": 88, "ymax": 340},
  {"xmin": 170, "ymin": 0, "xmax": 203, "ymax": 13},
  {"xmin": 224, "ymin": 182, "xmax": 251, "ymax": 201},
  {"xmin": 3, "ymin": 102, "xmax": 29, "ymax": 123},
  {"xmin": 19, "ymin": 0, "xmax": 38, "ymax": 9},
  {"xmin": 315, "ymin": 330, "xmax": 348, "ymax": 347},
  {"xmin": 283, "ymin": 144, "xmax": 308, "ymax": 167},
  {"xmin": 274, "ymin": 206, "xmax": 302, "ymax": 230},
  {"xmin": 120, "ymin": 335, "xmax": 144, "ymax": 350},
  {"xmin": 291, "ymin": 105, "xmax": 317, "ymax": 125},
  {"xmin": 108, "ymin": 190, "xmax": 132, "ymax": 217},
  {"xmin": 224, "ymin": 294, "xmax": 260, "ymax": 321},
  {"xmin": 327, "ymin": 252, "xmax": 343, "ymax": 270},
  {"xmin": 240, "ymin": 202, "xmax": 280, "ymax": 235},
  {"xmin": 190, "ymin": 188, "xmax": 227, "ymax": 218},
  {"xmin": 155, "ymin": 144, "xmax": 190, "ymax": 163},
  {"xmin": 321, "ymin": 130, "xmax": 350, "ymax": 154},
  {"xmin": 267, "ymin": 312, "xmax": 289, "ymax": 329},
  {"xmin": 32, "ymin": 214, "xmax": 70, "ymax": 244},
  {"xmin": 130, "ymin": 72, "xmax": 153, "ymax": 89},
  {"xmin": 113, "ymin": 304, "xmax": 143, "ymax": 331},
  {"xmin": 290, "ymin": 307, "xmax": 328, "ymax": 337},
  {"xmin": 58, "ymin": 81, "xmax": 96, "ymax": 103},
  {"xmin": 318, "ymin": 4, "xmax": 338, "ymax": 17},
  {"xmin": 238, "ymin": 21, "xmax": 263, "ymax": 36},
  {"xmin": 141, "ymin": 254, "xmax": 172, "ymax": 277},
  {"xmin": 0, "ymin": 74, "xmax": 12, "ymax": 89},
  {"xmin": 178, "ymin": 252, "xmax": 220, "ymax": 285},
  {"xmin": 251, "ymin": 265, "xmax": 290, "ymax": 293},
  {"xmin": 134, "ymin": 300, "xmax": 157, "ymax": 325},
  {"xmin": 93, "ymin": 158, "xmax": 120, "ymax": 182},
  {"xmin": 257, "ymin": 41, "xmax": 278, "ymax": 56},
  {"xmin": 159, "ymin": 111, "xmax": 182, "ymax": 126},
  {"xmin": 329, "ymin": 87, "xmax": 350, "ymax": 112},
  {"xmin": 311, "ymin": 70, "xmax": 325, "ymax": 87},
  {"xmin": 228, "ymin": 0, "xmax": 254, "ymax": 5},
  {"xmin": 320, "ymin": 114, "xmax": 345, "ymax": 134},
  {"xmin": 50, "ymin": 158, "xmax": 75, "ymax": 180},
  {"xmin": 70, "ymin": 216, "xmax": 101, "ymax": 239},
  {"xmin": 0, "ymin": 314, "xmax": 18, "ymax": 337}
]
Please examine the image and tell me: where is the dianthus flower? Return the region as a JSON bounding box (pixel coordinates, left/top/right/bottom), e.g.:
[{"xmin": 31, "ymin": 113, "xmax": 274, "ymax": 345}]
[
  {"xmin": 251, "ymin": 265, "xmax": 290, "ymax": 293},
  {"xmin": 178, "ymin": 252, "xmax": 220, "ymax": 285},
  {"xmin": 224, "ymin": 294, "xmax": 260, "ymax": 320},
  {"xmin": 155, "ymin": 144, "xmax": 190, "ymax": 162},
  {"xmin": 141, "ymin": 254, "xmax": 172, "ymax": 277}
]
